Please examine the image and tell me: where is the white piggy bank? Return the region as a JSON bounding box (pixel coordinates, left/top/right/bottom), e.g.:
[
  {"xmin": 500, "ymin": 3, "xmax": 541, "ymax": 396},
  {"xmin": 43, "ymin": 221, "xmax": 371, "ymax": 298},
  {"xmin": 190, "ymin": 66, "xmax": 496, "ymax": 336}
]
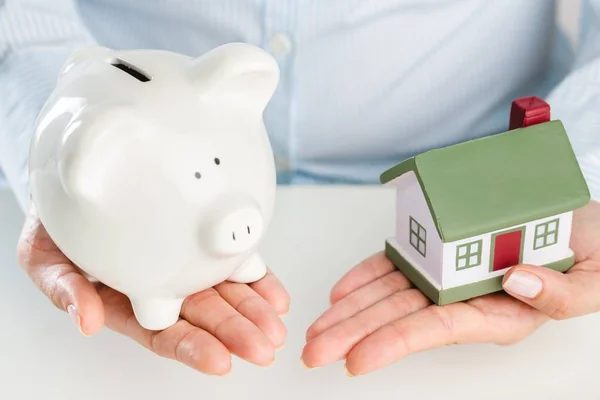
[{"xmin": 28, "ymin": 43, "xmax": 279, "ymax": 330}]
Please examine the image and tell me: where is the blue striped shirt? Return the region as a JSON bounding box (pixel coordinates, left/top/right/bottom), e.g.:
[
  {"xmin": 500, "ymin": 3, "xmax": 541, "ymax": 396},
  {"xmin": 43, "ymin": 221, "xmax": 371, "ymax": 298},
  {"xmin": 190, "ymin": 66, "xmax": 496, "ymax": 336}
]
[{"xmin": 1, "ymin": 0, "xmax": 600, "ymax": 211}]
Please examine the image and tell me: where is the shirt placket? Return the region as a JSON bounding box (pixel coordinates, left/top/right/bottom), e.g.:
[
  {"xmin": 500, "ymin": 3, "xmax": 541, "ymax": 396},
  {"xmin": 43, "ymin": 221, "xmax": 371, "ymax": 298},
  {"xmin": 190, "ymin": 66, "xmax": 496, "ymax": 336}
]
[{"xmin": 262, "ymin": 0, "xmax": 296, "ymax": 184}]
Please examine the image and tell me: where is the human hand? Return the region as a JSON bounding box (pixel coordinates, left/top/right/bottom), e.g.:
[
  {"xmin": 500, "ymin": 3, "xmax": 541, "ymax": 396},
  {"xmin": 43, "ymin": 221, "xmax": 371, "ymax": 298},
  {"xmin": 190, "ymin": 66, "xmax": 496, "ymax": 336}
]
[
  {"xmin": 17, "ymin": 204, "xmax": 289, "ymax": 375},
  {"xmin": 302, "ymin": 201, "xmax": 600, "ymax": 376}
]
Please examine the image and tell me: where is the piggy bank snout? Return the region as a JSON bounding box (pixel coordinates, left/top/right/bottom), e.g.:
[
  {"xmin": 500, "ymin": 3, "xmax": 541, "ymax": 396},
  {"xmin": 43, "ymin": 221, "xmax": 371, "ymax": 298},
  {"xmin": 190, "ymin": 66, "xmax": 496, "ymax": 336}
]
[{"xmin": 206, "ymin": 205, "xmax": 264, "ymax": 257}]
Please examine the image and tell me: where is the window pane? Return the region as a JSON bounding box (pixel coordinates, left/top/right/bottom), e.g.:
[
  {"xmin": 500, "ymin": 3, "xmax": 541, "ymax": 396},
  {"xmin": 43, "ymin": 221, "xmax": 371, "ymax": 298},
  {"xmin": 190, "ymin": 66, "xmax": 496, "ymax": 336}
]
[
  {"xmin": 469, "ymin": 255, "xmax": 478, "ymax": 266},
  {"xmin": 410, "ymin": 233, "xmax": 418, "ymax": 247},
  {"xmin": 536, "ymin": 224, "xmax": 546, "ymax": 235},
  {"xmin": 457, "ymin": 258, "xmax": 467, "ymax": 269},
  {"xmin": 418, "ymin": 240, "xmax": 425, "ymax": 255},
  {"xmin": 535, "ymin": 237, "xmax": 544, "ymax": 248},
  {"xmin": 470, "ymin": 242, "xmax": 479, "ymax": 253},
  {"xmin": 547, "ymin": 233, "xmax": 556, "ymax": 245},
  {"xmin": 458, "ymin": 245, "xmax": 467, "ymax": 257},
  {"xmin": 411, "ymin": 219, "xmax": 418, "ymax": 232},
  {"xmin": 548, "ymin": 221, "xmax": 557, "ymax": 232}
]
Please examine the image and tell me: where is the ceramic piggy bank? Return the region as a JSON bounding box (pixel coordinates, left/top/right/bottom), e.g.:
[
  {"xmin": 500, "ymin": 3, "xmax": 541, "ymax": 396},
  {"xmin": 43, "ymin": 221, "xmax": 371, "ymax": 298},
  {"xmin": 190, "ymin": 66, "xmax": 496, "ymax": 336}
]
[{"xmin": 28, "ymin": 43, "xmax": 279, "ymax": 330}]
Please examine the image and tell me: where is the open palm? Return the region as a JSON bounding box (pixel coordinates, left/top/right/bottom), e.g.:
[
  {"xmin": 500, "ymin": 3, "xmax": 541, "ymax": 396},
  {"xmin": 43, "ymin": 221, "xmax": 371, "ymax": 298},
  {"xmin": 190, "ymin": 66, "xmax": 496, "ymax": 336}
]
[
  {"xmin": 303, "ymin": 201, "xmax": 600, "ymax": 376},
  {"xmin": 18, "ymin": 204, "xmax": 289, "ymax": 375}
]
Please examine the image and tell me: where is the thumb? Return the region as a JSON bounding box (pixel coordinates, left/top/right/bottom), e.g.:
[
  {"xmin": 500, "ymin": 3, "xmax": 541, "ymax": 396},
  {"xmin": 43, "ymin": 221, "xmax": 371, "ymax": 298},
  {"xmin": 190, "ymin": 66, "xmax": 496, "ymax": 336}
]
[
  {"xmin": 17, "ymin": 207, "xmax": 105, "ymax": 336},
  {"xmin": 39, "ymin": 264, "xmax": 106, "ymax": 336},
  {"xmin": 502, "ymin": 262, "xmax": 600, "ymax": 320}
]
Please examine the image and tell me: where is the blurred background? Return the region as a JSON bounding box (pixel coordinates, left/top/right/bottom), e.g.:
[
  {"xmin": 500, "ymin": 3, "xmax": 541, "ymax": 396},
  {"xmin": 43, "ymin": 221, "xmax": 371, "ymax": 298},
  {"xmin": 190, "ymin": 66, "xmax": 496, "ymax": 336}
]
[
  {"xmin": 0, "ymin": 0, "xmax": 582, "ymax": 190},
  {"xmin": 557, "ymin": 0, "xmax": 580, "ymax": 47}
]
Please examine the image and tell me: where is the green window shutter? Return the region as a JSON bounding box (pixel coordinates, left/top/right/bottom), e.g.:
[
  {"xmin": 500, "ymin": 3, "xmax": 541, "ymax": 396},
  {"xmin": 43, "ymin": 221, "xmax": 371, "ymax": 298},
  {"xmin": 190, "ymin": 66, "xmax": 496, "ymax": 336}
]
[
  {"xmin": 409, "ymin": 217, "xmax": 427, "ymax": 257},
  {"xmin": 533, "ymin": 219, "xmax": 560, "ymax": 250},
  {"xmin": 456, "ymin": 239, "xmax": 483, "ymax": 271}
]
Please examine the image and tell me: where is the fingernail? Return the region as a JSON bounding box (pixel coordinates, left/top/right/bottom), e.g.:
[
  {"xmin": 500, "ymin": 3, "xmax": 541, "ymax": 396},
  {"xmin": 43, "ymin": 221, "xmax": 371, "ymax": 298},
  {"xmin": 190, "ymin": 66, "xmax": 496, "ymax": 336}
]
[
  {"xmin": 264, "ymin": 357, "xmax": 276, "ymax": 368},
  {"xmin": 213, "ymin": 365, "xmax": 231, "ymax": 377},
  {"xmin": 504, "ymin": 271, "xmax": 543, "ymax": 299},
  {"xmin": 217, "ymin": 356, "xmax": 233, "ymax": 376},
  {"xmin": 67, "ymin": 304, "xmax": 86, "ymax": 335},
  {"xmin": 344, "ymin": 364, "xmax": 354, "ymax": 377},
  {"xmin": 300, "ymin": 358, "xmax": 311, "ymax": 369}
]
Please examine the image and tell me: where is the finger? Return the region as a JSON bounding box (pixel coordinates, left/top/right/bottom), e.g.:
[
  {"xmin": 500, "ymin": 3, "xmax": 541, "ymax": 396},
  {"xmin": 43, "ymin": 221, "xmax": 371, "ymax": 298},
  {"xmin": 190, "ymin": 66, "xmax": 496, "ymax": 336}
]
[
  {"xmin": 306, "ymin": 270, "xmax": 412, "ymax": 341},
  {"xmin": 345, "ymin": 300, "xmax": 545, "ymax": 376},
  {"xmin": 502, "ymin": 261, "xmax": 600, "ymax": 320},
  {"xmin": 17, "ymin": 214, "xmax": 104, "ymax": 336},
  {"xmin": 330, "ymin": 252, "xmax": 396, "ymax": 305},
  {"xmin": 302, "ymin": 288, "xmax": 429, "ymax": 368},
  {"xmin": 181, "ymin": 289, "xmax": 275, "ymax": 366},
  {"xmin": 249, "ymin": 269, "xmax": 290, "ymax": 316},
  {"xmin": 98, "ymin": 287, "xmax": 231, "ymax": 375},
  {"xmin": 36, "ymin": 264, "xmax": 105, "ymax": 336},
  {"xmin": 215, "ymin": 281, "xmax": 286, "ymax": 349}
]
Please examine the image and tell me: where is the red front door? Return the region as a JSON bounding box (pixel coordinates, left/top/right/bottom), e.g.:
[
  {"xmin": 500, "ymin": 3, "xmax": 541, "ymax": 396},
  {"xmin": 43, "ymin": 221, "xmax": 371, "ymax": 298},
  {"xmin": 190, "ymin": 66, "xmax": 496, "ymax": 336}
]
[{"xmin": 492, "ymin": 229, "xmax": 523, "ymax": 271}]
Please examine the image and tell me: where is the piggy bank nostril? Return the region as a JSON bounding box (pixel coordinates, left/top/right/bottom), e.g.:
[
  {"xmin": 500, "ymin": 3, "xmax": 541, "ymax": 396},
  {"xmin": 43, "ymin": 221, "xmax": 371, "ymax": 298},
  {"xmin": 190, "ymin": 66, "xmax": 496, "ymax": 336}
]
[{"xmin": 205, "ymin": 205, "xmax": 264, "ymax": 256}]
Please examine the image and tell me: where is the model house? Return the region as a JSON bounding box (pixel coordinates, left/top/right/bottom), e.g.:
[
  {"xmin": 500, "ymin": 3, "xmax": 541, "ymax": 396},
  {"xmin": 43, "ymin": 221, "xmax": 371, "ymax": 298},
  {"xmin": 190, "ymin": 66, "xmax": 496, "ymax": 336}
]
[{"xmin": 380, "ymin": 96, "xmax": 590, "ymax": 305}]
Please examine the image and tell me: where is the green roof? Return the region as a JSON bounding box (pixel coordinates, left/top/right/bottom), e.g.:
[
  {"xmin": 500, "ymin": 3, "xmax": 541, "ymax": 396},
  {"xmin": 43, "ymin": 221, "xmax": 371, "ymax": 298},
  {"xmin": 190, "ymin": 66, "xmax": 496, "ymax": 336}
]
[{"xmin": 380, "ymin": 120, "xmax": 590, "ymax": 242}]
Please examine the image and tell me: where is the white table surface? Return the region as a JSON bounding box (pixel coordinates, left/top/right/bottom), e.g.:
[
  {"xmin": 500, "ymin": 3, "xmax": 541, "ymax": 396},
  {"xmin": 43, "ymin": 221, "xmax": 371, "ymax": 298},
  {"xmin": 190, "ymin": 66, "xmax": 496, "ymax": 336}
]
[{"xmin": 0, "ymin": 186, "xmax": 598, "ymax": 399}]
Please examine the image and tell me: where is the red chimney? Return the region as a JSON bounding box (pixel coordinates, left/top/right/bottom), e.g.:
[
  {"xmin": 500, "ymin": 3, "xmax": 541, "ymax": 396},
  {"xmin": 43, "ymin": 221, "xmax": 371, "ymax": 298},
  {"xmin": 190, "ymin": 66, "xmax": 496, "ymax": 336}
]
[{"xmin": 509, "ymin": 96, "xmax": 551, "ymax": 130}]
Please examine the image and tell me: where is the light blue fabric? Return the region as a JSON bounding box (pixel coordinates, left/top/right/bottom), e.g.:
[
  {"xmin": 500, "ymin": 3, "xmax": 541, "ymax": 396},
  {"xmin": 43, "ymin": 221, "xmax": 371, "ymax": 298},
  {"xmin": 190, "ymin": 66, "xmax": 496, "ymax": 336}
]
[{"xmin": 1, "ymin": 0, "xmax": 600, "ymax": 212}]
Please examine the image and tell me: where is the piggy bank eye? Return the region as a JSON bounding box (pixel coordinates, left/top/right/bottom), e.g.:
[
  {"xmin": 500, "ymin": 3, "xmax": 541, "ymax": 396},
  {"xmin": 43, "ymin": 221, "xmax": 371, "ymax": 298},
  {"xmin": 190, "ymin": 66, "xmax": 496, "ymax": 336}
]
[
  {"xmin": 194, "ymin": 172, "xmax": 201, "ymax": 179},
  {"xmin": 214, "ymin": 158, "xmax": 220, "ymax": 165}
]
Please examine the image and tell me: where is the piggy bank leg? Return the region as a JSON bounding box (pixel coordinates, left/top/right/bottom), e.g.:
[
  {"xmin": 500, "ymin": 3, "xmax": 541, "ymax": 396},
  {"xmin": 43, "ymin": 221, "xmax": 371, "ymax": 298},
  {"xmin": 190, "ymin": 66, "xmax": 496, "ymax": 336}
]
[
  {"xmin": 130, "ymin": 297, "xmax": 184, "ymax": 331},
  {"xmin": 228, "ymin": 253, "xmax": 267, "ymax": 283}
]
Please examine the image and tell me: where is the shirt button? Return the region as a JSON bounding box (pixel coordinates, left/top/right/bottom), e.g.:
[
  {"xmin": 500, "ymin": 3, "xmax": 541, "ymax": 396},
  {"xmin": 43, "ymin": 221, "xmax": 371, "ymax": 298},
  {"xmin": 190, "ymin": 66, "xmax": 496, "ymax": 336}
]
[{"xmin": 269, "ymin": 33, "xmax": 293, "ymax": 55}]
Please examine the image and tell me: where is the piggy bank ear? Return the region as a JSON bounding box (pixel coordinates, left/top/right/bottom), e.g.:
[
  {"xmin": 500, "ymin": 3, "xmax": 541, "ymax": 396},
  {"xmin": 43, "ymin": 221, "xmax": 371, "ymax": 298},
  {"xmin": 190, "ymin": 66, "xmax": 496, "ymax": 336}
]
[
  {"xmin": 60, "ymin": 46, "xmax": 113, "ymax": 76},
  {"xmin": 57, "ymin": 105, "xmax": 138, "ymax": 203},
  {"xmin": 189, "ymin": 43, "xmax": 280, "ymax": 113}
]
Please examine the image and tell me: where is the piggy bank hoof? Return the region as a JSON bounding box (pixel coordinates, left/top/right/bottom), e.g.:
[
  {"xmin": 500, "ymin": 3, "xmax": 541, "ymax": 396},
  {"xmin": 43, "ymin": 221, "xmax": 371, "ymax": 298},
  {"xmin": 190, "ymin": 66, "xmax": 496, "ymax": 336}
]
[
  {"xmin": 228, "ymin": 253, "xmax": 268, "ymax": 283},
  {"xmin": 130, "ymin": 297, "xmax": 185, "ymax": 331}
]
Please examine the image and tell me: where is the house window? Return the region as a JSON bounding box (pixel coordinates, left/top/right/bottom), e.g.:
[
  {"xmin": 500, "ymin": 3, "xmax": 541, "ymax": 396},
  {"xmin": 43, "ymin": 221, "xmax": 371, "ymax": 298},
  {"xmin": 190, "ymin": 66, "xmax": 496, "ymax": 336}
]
[
  {"xmin": 534, "ymin": 219, "xmax": 559, "ymax": 250},
  {"xmin": 409, "ymin": 217, "xmax": 426, "ymax": 257},
  {"xmin": 456, "ymin": 239, "xmax": 483, "ymax": 270}
]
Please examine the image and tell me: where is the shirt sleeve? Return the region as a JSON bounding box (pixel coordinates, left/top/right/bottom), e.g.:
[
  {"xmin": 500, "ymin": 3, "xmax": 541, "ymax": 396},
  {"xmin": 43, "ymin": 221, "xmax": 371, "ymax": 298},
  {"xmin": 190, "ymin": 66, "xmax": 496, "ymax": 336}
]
[
  {"xmin": 546, "ymin": 0, "xmax": 600, "ymax": 202},
  {"xmin": 0, "ymin": 0, "xmax": 96, "ymax": 212}
]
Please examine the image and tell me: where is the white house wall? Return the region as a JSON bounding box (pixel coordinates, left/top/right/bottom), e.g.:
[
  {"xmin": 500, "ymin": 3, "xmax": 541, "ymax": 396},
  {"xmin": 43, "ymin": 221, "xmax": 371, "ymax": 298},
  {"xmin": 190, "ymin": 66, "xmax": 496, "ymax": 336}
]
[
  {"xmin": 389, "ymin": 171, "xmax": 443, "ymax": 288},
  {"xmin": 441, "ymin": 211, "xmax": 574, "ymax": 289}
]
